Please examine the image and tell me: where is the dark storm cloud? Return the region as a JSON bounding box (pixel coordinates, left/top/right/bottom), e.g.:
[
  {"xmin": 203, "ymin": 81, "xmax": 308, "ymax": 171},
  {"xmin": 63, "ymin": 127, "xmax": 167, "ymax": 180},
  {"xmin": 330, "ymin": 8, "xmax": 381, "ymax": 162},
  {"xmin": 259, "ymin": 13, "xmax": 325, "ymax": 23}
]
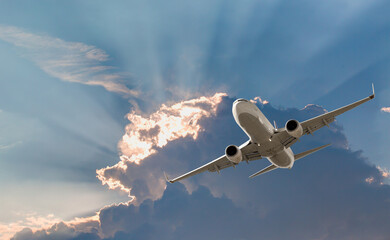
[{"xmin": 12, "ymin": 96, "xmax": 390, "ymax": 240}]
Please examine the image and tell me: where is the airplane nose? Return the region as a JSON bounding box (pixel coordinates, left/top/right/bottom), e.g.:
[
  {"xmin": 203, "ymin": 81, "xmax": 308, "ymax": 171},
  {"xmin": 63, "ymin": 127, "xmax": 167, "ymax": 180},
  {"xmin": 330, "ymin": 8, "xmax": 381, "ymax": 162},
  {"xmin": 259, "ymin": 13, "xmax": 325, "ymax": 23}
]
[
  {"xmin": 233, "ymin": 98, "xmax": 250, "ymax": 117},
  {"xmin": 234, "ymin": 98, "xmax": 248, "ymax": 104}
]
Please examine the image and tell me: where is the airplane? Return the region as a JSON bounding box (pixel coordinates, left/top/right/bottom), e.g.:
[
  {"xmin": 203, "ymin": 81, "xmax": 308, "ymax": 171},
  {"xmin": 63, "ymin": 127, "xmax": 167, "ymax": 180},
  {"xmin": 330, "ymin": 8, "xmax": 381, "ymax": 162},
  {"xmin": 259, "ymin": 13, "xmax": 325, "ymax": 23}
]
[{"xmin": 165, "ymin": 85, "xmax": 375, "ymax": 183}]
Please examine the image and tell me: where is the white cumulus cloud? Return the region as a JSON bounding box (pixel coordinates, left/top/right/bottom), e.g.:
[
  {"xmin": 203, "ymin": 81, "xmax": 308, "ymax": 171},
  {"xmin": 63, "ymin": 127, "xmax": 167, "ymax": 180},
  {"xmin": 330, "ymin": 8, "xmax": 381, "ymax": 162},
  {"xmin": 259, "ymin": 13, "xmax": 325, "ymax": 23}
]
[{"xmin": 96, "ymin": 92, "xmax": 227, "ymax": 202}]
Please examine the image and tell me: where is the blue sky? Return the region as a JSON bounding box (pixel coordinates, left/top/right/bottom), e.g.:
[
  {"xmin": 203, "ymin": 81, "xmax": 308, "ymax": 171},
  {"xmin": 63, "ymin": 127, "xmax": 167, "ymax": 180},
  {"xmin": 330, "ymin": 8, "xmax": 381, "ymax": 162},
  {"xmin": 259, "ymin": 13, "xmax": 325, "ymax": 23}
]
[{"xmin": 0, "ymin": 0, "xmax": 390, "ymax": 239}]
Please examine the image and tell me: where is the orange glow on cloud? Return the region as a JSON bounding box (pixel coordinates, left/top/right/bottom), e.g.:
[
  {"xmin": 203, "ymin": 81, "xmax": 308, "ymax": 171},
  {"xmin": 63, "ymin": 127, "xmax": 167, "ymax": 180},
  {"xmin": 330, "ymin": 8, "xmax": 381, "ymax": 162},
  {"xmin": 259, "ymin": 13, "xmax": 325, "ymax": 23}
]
[
  {"xmin": 377, "ymin": 166, "xmax": 390, "ymax": 178},
  {"xmin": 0, "ymin": 213, "xmax": 62, "ymax": 240},
  {"xmin": 364, "ymin": 166, "xmax": 389, "ymax": 185},
  {"xmin": 365, "ymin": 176, "xmax": 374, "ymax": 184},
  {"xmin": 0, "ymin": 213, "xmax": 101, "ymax": 240},
  {"xmin": 250, "ymin": 96, "xmax": 269, "ymax": 105},
  {"xmin": 96, "ymin": 93, "xmax": 226, "ymax": 196}
]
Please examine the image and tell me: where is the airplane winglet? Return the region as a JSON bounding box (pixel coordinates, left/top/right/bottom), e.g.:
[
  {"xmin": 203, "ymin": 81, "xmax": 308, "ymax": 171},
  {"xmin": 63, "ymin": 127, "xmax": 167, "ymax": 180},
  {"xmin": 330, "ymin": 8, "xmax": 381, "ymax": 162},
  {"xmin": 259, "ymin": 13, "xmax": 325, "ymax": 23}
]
[
  {"xmin": 164, "ymin": 171, "xmax": 174, "ymax": 183},
  {"xmin": 371, "ymin": 83, "xmax": 375, "ymax": 99}
]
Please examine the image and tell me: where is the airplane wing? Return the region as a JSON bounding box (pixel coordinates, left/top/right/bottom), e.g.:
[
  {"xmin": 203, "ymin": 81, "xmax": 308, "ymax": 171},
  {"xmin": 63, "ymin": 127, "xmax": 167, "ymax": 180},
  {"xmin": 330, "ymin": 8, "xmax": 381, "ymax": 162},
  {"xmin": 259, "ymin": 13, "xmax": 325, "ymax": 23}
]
[
  {"xmin": 165, "ymin": 141, "xmax": 262, "ymax": 183},
  {"xmin": 275, "ymin": 84, "xmax": 375, "ymax": 148}
]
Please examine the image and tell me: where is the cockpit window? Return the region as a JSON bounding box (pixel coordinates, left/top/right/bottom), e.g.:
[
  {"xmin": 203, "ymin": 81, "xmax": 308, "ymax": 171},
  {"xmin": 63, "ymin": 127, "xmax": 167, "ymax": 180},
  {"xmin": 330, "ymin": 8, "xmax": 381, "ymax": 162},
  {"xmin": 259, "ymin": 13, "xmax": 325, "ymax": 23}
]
[{"xmin": 235, "ymin": 98, "xmax": 248, "ymax": 102}]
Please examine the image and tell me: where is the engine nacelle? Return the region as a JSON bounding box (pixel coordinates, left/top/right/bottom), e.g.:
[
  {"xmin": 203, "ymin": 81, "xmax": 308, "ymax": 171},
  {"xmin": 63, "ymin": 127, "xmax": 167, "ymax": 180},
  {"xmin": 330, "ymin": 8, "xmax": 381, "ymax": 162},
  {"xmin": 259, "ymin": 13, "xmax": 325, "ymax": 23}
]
[
  {"xmin": 225, "ymin": 145, "xmax": 242, "ymax": 164},
  {"xmin": 285, "ymin": 119, "xmax": 303, "ymax": 138}
]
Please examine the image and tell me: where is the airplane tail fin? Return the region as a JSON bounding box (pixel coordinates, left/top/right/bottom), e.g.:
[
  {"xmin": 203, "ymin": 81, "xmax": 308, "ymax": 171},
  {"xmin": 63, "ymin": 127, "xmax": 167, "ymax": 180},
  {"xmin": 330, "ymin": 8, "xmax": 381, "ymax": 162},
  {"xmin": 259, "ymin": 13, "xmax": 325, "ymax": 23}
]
[
  {"xmin": 248, "ymin": 144, "xmax": 331, "ymax": 179},
  {"xmin": 249, "ymin": 164, "xmax": 278, "ymax": 178},
  {"xmin": 294, "ymin": 144, "xmax": 331, "ymax": 161}
]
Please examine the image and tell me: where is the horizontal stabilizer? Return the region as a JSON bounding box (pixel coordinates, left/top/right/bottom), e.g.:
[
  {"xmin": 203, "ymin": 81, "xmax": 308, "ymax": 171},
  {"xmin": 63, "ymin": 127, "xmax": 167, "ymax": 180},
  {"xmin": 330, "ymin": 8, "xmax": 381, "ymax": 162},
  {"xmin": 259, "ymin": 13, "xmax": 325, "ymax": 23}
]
[
  {"xmin": 249, "ymin": 164, "xmax": 278, "ymax": 178},
  {"xmin": 294, "ymin": 143, "xmax": 331, "ymax": 161}
]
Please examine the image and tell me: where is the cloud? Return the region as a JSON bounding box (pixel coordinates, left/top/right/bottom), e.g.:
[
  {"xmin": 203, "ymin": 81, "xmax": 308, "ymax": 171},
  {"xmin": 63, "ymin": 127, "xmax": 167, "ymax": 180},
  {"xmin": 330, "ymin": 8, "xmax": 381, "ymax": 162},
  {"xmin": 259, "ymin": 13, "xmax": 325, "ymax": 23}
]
[
  {"xmin": 0, "ymin": 213, "xmax": 62, "ymax": 240},
  {"xmin": 11, "ymin": 222, "xmax": 100, "ymax": 240},
  {"xmin": 12, "ymin": 159, "xmax": 390, "ymax": 240},
  {"xmin": 249, "ymin": 96, "xmax": 269, "ymax": 105},
  {"xmin": 87, "ymin": 169, "xmax": 390, "ymax": 240},
  {"xmin": 367, "ymin": 166, "xmax": 390, "ymax": 185},
  {"xmin": 12, "ymin": 95, "xmax": 390, "ymax": 240},
  {"xmin": 377, "ymin": 166, "xmax": 390, "ymax": 178},
  {"xmin": 96, "ymin": 92, "xmax": 226, "ymax": 202},
  {"xmin": 381, "ymin": 107, "xmax": 390, "ymax": 113},
  {"xmin": 4, "ymin": 213, "xmax": 101, "ymax": 240},
  {"xmin": 0, "ymin": 141, "xmax": 22, "ymax": 150},
  {"xmin": 365, "ymin": 176, "xmax": 374, "ymax": 184},
  {"xmin": 0, "ymin": 25, "xmax": 138, "ymax": 97}
]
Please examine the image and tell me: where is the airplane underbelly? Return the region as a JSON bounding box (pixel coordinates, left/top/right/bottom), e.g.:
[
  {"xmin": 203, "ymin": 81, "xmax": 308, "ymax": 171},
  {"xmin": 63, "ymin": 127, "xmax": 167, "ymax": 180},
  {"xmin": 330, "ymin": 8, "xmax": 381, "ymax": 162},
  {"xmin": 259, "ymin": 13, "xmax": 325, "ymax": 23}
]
[
  {"xmin": 268, "ymin": 148, "xmax": 294, "ymax": 168},
  {"xmin": 237, "ymin": 112, "xmax": 272, "ymax": 143},
  {"xmin": 233, "ymin": 99, "xmax": 274, "ymax": 144}
]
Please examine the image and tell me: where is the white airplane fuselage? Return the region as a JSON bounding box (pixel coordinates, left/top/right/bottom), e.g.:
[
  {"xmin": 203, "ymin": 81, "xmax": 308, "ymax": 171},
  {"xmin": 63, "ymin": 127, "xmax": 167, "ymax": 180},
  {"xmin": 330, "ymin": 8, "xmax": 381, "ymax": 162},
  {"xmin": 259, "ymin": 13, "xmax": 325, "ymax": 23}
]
[{"xmin": 232, "ymin": 99, "xmax": 294, "ymax": 169}]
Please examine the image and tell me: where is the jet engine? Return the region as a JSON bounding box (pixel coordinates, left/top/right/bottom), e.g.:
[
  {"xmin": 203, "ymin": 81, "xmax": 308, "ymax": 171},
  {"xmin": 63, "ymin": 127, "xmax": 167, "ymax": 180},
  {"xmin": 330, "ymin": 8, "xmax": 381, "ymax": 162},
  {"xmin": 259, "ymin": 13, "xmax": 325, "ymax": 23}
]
[
  {"xmin": 225, "ymin": 145, "xmax": 242, "ymax": 164},
  {"xmin": 285, "ymin": 119, "xmax": 303, "ymax": 138}
]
